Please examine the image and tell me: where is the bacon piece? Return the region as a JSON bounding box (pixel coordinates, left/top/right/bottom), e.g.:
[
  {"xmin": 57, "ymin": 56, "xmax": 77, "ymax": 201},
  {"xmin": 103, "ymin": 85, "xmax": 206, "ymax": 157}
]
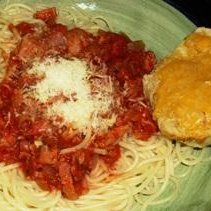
[
  {"xmin": 17, "ymin": 34, "xmax": 44, "ymax": 62},
  {"xmin": 59, "ymin": 162, "xmax": 78, "ymax": 199}
]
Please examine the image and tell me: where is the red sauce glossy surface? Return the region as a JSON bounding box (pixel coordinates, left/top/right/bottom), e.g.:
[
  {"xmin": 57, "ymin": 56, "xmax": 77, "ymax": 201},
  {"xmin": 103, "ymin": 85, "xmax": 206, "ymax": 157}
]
[{"xmin": 0, "ymin": 8, "xmax": 157, "ymax": 199}]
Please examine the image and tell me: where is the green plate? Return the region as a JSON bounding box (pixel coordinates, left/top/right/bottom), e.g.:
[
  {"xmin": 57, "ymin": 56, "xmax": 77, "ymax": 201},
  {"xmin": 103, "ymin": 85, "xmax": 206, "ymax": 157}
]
[{"xmin": 0, "ymin": 0, "xmax": 211, "ymax": 210}]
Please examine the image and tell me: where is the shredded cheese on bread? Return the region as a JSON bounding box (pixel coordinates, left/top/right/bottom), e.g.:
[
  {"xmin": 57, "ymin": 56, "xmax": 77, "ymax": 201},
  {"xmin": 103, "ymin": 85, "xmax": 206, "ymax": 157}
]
[{"xmin": 144, "ymin": 27, "xmax": 211, "ymax": 146}]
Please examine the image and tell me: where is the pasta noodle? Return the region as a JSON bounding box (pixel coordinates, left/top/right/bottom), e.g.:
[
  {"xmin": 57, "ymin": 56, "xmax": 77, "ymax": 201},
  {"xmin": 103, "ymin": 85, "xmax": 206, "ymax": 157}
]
[
  {"xmin": 0, "ymin": 2, "xmax": 210, "ymax": 211},
  {"xmin": 0, "ymin": 135, "xmax": 207, "ymax": 210}
]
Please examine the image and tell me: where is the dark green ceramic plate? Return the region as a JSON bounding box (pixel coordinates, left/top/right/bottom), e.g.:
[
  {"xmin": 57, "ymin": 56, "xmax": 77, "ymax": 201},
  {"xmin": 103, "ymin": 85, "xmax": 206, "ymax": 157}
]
[{"xmin": 1, "ymin": 0, "xmax": 211, "ymax": 210}]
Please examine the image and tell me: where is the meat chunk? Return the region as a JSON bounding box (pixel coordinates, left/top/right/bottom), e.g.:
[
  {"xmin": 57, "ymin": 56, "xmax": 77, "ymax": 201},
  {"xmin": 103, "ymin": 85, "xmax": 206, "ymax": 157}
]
[
  {"xmin": 143, "ymin": 27, "xmax": 211, "ymax": 146},
  {"xmin": 44, "ymin": 30, "xmax": 67, "ymax": 55},
  {"xmin": 17, "ymin": 34, "xmax": 44, "ymax": 62},
  {"xmin": 66, "ymin": 28, "xmax": 93, "ymax": 57}
]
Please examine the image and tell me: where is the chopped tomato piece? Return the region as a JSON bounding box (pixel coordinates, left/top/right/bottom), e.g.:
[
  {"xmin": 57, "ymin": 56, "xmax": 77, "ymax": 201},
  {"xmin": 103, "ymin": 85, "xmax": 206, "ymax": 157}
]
[
  {"xmin": 101, "ymin": 145, "xmax": 121, "ymax": 166},
  {"xmin": 34, "ymin": 7, "xmax": 57, "ymax": 24},
  {"xmin": 9, "ymin": 22, "xmax": 35, "ymax": 37},
  {"xmin": 135, "ymin": 120, "xmax": 158, "ymax": 140}
]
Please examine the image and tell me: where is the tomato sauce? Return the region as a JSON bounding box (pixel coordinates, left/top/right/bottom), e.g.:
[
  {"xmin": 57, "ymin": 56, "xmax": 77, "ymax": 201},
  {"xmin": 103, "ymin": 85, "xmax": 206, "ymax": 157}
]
[{"xmin": 0, "ymin": 8, "xmax": 157, "ymax": 199}]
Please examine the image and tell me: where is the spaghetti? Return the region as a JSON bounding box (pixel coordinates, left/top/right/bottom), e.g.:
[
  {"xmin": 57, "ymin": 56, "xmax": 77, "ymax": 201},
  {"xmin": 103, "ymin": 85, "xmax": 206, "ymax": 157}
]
[{"xmin": 0, "ymin": 2, "xmax": 209, "ymax": 211}]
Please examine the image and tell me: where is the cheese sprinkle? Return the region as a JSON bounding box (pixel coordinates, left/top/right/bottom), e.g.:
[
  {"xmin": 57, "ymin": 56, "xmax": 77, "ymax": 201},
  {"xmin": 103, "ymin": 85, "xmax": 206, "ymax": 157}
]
[{"xmin": 27, "ymin": 57, "xmax": 116, "ymax": 132}]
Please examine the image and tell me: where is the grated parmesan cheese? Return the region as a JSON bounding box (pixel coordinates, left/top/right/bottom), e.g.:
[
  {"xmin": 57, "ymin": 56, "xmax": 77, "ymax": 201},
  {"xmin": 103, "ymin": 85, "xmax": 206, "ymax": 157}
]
[{"xmin": 26, "ymin": 57, "xmax": 116, "ymax": 132}]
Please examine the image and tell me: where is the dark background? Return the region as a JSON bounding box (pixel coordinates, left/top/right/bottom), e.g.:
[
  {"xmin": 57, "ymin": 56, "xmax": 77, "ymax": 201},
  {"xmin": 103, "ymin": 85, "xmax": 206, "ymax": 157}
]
[{"xmin": 164, "ymin": 0, "xmax": 211, "ymax": 27}]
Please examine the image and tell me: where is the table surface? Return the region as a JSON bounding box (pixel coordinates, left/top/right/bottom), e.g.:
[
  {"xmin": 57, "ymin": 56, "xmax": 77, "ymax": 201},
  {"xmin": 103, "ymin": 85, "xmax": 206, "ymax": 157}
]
[{"xmin": 164, "ymin": 0, "xmax": 211, "ymax": 27}]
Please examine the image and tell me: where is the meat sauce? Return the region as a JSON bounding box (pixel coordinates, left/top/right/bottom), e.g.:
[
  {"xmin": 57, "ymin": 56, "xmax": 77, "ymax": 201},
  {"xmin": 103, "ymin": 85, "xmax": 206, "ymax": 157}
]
[{"xmin": 0, "ymin": 8, "xmax": 157, "ymax": 199}]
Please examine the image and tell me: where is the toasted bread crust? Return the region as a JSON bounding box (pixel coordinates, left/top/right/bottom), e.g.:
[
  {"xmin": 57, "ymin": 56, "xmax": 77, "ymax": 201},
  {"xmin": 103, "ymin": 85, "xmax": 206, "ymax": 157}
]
[{"xmin": 144, "ymin": 27, "xmax": 211, "ymax": 146}]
